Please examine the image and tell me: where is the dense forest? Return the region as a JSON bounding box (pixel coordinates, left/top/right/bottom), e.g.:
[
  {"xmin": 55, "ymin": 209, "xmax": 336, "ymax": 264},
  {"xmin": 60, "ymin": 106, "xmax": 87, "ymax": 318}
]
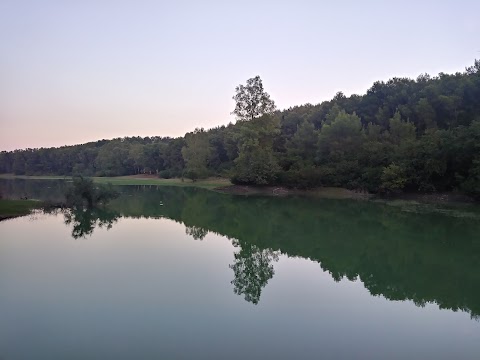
[{"xmin": 1, "ymin": 60, "xmax": 479, "ymax": 197}]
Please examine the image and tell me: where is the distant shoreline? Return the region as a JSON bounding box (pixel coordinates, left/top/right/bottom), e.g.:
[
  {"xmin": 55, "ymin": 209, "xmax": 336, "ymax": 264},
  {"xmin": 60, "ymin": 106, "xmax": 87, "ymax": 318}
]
[
  {"xmin": 0, "ymin": 174, "xmax": 231, "ymax": 189},
  {"xmin": 1, "ymin": 174, "xmax": 477, "ymax": 205}
]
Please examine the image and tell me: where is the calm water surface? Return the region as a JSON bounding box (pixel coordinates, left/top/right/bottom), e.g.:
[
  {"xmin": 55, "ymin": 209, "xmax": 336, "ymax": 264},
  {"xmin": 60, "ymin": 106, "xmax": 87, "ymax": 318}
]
[{"xmin": 1, "ymin": 180, "xmax": 480, "ymax": 359}]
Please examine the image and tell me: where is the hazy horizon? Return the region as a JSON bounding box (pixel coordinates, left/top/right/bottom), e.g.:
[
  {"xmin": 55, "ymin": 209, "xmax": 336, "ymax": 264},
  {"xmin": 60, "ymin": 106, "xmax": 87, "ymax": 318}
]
[{"xmin": 1, "ymin": 0, "xmax": 479, "ymax": 151}]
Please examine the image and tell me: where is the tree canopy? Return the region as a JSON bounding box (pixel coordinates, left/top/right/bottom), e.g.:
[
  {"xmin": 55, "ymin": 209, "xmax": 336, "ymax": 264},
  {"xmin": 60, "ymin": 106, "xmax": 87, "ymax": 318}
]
[
  {"xmin": 1, "ymin": 61, "xmax": 480, "ymax": 198},
  {"xmin": 232, "ymin": 75, "xmax": 276, "ymax": 121}
]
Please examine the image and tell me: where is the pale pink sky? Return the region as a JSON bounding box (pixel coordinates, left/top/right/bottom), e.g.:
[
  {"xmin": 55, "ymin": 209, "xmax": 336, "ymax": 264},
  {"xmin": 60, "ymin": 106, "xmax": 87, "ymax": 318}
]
[{"xmin": 1, "ymin": 0, "xmax": 478, "ymax": 151}]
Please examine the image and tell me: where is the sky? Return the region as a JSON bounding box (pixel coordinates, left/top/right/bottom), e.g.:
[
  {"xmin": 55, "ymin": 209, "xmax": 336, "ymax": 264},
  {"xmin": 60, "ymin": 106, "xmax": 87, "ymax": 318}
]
[{"xmin": 1, "ymin": 0, "xmax": 479, "ymax": 151}]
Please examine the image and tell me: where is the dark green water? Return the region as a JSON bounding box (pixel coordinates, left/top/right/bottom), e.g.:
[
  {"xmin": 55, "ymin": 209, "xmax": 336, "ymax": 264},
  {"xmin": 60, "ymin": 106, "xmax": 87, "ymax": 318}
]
[{"xmin": 1, "ymin": 179, "xmax": 480, "ymax": 359}]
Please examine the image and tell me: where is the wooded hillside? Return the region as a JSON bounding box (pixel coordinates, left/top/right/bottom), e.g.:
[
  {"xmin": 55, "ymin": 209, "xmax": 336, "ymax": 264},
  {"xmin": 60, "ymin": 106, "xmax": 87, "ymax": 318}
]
[{"xmin": 1, "ymin": 60, "xmax": 479, "ymax": 197}]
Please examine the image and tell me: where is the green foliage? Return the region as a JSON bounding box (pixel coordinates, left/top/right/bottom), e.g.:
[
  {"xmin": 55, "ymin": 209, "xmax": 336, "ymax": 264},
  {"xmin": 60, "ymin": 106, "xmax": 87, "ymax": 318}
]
[
  {"xmin": 230, "ymin": 78, "xmax": 280, "ymax": 185},
  {"xmin": 232, "ymin": 75, "xmax": 276, "ymax": 121},
  {"xmin": 415, "ymin": 98, "xmax": 437, "ymax": 131},
  {"xmin": 65, "ymin": 176, "xmax": 119, "ymax": 208},
  {"xmin": 230, "ymin": 244, "xmax": 278, "ymax": 304},
  {"xmin": 158, "ymin": 169, "xmax": 173, "ymax": 179},
  {"xmin": 278, "ymin": 166, "xmax": 323, "ymax": 189},
  {"xmin": 313, "ymin": 110, "xmax": 365, "ymax": 188},
  {"xmin": 95, "ymin": 142, "xmax": 130, "ymax": 176},
  {"xmin": 231, "ymin": 115, "xmax": 281, "ymax": 185},
  {"xmin": 285, "ymin": 121, "xmax": 318, "ymax": 166},
  {"xmin": 62, "ymin": 207, "xmax": 119, "ymax": 239},
  {"xmin": 12, "ymin": 152, "xmax": 26, "ymax": 175},
  {"xmin": 381, "ymin": 164, "xmax": 407, "ymax": 192},
  {"xmin": 318, "ymin": 110, "xmax": 364, "ymax": 162},
  {"xmin": 181, "ymin": 128, "xmax": 211, "ymax": 181},
  {"xmin": 460, "ymin": 157, "xmax": 480, "ymax": 199},
  {"xmin": 2, "ymin": 60, "xmax": 480, "ymax": 197},
  {"xmin": 232, "ymin": 145, "xmax": 280, "ymax": 185},
  {"xmin": 454, "ymin": 120, "xmax": 480, "ymax": 199},
  {"xmin": 388, "ymin": 111, "xmax": 416, "ymax": 144}
]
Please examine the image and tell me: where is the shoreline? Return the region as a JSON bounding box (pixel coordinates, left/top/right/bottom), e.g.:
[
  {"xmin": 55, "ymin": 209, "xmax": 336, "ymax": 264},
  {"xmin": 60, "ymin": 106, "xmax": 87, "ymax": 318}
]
[
  {"xmin": 0, "ymin": 174, "xmax": 231, "ymax": 189},
  {"xmin": 0, "ymin": 174, "xmax": 477, "ymax": 205},
  {"xmin": 215, "ymin": 184, "xmax": 477, "ymax": 205},
  {"xmin": 0, "ymin": 199, "xmax": 42, "ymax": 221}
]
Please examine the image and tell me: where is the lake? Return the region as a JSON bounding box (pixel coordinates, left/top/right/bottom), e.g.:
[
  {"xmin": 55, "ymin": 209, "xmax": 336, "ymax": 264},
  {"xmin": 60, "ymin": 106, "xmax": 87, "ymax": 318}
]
[{"xmin": 1, "ymin": 179, "xmax": 480, "ymax": 359}]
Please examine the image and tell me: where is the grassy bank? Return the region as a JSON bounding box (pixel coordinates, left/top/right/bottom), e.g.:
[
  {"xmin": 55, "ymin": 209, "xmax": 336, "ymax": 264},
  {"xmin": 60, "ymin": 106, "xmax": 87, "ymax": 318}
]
[
  {"xmin": 0, "ymin": 174, "xmax": 232, "ymax": 189},
  {"xmin": 92, "ymin": 176, "xmax": 231, "ymax": 188},
  {"xmin": 0, "ymin": 199, "xmax": 41, "ymax": 221},
  {"xmin": 0, "ymin": 174, "xmax": 67, "ymax": 180},
  {"xmin": 0, "ymin": 174, "xmax": 366, "ymax": 199}
]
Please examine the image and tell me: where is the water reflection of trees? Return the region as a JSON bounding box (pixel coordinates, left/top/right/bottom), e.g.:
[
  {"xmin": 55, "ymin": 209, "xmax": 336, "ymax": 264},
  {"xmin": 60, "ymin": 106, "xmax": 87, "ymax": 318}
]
[
  {"xmin": 185, "ymin": 225, "xmax": 208, "ymax": 240},
  {"xmin": 108, "ymin": 186, "xmax": 480, "ymax": 315},
  {"xmin": 62, "ymin": 207, "xmax": 119, "ymax": 239},
  {"xmin": 0, "ymin": 178, "xmax": 67, "ymax": 202},
  {"xmin": 0, "ymin": 178, "xmax": 121, "ymax": 239},
  {"xmin": 230, "ymin": 242, "xmax": 279, "ymax": 304},
  {"xmin": 12, "ymin": 181, "xmax": 480, "ymax": 314}
]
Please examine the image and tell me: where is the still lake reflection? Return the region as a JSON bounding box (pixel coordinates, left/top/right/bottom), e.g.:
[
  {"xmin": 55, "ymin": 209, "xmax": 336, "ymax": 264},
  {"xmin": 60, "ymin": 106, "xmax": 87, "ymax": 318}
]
[{"xmin": 1, "ymin": 180, "xmax": 480, "ymax": 359}]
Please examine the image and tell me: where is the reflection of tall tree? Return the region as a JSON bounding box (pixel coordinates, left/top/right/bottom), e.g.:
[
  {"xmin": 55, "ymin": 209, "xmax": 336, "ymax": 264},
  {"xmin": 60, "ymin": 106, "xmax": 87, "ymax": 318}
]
[
  {"xmin": 63, "ymin": 207, "xmax": 119, "ymax": 239},
  {"xmin": 229, "ymin": 243, "xmax": 279, "ymax": 304},
  {"xmin": 53, "ymin": 184, "xmax": 480, "ymax": 316}
]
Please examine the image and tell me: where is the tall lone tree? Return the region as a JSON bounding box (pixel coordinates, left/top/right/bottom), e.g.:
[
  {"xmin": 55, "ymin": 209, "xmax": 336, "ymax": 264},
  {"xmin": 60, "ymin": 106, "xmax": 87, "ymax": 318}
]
[
  {"xmin": 232, "ymin": 76, "xmax": 276, "ymax": 121},
  {"xmin": 231, "ymin": 76, "xmax": 280, "ymax": 185}
]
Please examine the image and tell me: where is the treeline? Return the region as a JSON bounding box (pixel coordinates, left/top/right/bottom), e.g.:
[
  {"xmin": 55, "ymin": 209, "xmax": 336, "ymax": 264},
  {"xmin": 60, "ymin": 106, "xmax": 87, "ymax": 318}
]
[
  {"xmin": 0, "ymin": 136, "xmax": 186, "ymax": 178},
  {"xmin": 1, "ymin": 60, "xmax": 479, "ymax": 196}
]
